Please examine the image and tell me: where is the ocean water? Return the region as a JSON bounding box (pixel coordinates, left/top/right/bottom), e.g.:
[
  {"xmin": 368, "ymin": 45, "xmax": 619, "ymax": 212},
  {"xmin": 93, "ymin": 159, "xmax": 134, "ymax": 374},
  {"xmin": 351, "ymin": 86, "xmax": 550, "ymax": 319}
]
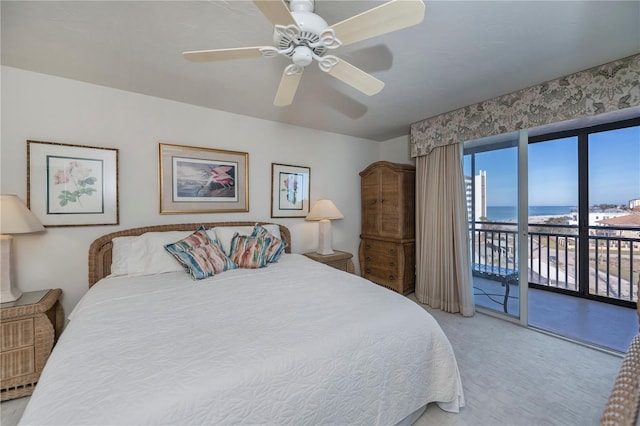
[{"xmin": 486, "ymin": 206, "xmax": 576, "ymax": 221}]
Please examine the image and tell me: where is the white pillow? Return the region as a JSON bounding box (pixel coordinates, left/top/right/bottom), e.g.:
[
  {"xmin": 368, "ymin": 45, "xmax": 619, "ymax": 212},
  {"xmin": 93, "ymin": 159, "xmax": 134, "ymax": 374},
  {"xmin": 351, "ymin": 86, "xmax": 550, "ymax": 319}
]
[
  {"xmin": 110, "ymin": 231, "xmax": 193, "ymax": 277},
  {"xmin": 210, "ymin": 224, "xmax": 281, "ymax": 256},
  {"xmin": 110, "ymin": 236, "xmax": 137, "ymax": 276}
]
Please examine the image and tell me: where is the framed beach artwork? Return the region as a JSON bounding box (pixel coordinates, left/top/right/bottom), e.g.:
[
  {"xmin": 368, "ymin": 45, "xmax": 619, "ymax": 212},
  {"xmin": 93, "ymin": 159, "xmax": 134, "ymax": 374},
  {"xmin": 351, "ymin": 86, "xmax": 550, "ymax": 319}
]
[
  {"xmin": 27, "ymin": 140, "xmax": 119, "ymax": 227},
  {"xmin": 271, "ymin": 163, "xmax": 310, "ymax": 218},
  {"xmin": 159, "ymin": 143, "xmax": 248, "ymax": 214}
]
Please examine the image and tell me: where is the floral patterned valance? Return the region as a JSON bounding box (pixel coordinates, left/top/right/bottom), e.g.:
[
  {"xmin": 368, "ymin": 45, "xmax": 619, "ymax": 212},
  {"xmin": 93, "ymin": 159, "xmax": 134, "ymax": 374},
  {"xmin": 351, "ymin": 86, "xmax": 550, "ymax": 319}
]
[{"xmin": 410, "ymin": 54, "xmax": 640, "ymax": 157}]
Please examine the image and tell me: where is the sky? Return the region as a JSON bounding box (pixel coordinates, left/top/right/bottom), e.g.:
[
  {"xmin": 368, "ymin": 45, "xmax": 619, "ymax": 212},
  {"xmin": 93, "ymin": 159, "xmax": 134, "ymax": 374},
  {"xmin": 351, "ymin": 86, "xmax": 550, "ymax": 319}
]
[{"xmin": 464, "ymin": 125, "xmax": 640, "ymax": 207}]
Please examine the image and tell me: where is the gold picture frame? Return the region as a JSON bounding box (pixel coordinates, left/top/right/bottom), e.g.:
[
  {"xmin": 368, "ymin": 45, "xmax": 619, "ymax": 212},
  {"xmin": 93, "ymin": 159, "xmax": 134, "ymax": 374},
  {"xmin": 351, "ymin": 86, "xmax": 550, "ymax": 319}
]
[
  {"xmin": 271, "ymin": 163, "xmax": 310, "ymax": 218},
  {"xmin": 159, "ymin": 143, "xmax": 249, "ymax": 214},
  {"xmin": 27, "ymin": 140, "xmax": 119, "ymax": 227}
]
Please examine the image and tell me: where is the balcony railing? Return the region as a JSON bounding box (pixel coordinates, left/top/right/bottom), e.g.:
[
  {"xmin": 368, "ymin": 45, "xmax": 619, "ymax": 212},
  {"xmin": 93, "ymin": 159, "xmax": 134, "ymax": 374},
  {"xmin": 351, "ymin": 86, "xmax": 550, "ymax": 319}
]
[{"xmin": 470, "ymin": 221, "xmax": 639, "ymax": 303}]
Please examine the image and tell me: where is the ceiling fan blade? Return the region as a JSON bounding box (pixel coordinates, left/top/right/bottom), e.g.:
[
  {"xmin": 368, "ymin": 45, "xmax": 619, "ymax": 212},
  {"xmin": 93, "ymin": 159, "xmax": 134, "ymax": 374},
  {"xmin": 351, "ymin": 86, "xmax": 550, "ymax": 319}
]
[
  {"xmin": 328, "ymin": 59, "xmax": 384, "ymax": 96},
  {"xmin": 182, "ymin": 47, "xmax": 267, "ymax": 63},
  {"xmin": 253, "ymin": 0, "xmax": 297, "ymax": 27},
  {"xmin": 274, "ymin": 68, "xmax": 303, "ymax": 106},
  {"xmin": 329, "ymin": 0, "xmax": 425, "ymax": 47}
]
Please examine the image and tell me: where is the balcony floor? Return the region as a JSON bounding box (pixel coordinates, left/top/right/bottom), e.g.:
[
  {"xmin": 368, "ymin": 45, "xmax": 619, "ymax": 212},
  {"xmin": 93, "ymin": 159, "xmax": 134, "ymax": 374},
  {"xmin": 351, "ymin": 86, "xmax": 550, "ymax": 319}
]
[{"xmin": 473, "ymin": 277, "xmax": 638, "ymax": 353}]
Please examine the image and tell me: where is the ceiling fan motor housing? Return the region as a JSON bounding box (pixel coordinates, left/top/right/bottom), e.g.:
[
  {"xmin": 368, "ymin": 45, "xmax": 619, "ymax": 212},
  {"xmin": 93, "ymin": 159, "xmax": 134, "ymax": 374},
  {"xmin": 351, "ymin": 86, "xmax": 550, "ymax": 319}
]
[{"xmin": 273, "ymin": 0, "xmax": 328, "ymax": 58}]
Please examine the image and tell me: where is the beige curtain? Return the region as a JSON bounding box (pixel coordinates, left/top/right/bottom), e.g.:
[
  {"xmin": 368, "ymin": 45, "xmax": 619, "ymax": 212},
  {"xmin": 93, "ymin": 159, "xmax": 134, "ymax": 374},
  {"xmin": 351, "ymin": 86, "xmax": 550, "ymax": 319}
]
[{"xmin": 415, "ymin": 143, "xmax": 474, "ymax": 316}]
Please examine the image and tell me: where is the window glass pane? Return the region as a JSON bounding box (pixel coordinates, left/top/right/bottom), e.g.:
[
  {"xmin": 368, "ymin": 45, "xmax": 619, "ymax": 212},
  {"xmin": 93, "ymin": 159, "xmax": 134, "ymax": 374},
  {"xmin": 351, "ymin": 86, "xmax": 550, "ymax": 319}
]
[
  {"xmin": 528, "ymin": 137, "xmax": 579, "ymax": 291},
  {"xmin": 588, "ymin": 125, "xmax": 640, "ymax": 301},
  {"xmin": 464, "ymin": 137, "xmax": 519, "ymax": 317}
]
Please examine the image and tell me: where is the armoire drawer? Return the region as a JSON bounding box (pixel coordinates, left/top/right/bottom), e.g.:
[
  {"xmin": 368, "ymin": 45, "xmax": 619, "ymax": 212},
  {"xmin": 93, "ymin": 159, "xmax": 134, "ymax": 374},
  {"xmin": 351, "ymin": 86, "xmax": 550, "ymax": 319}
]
[
  {"xmin": 362, "ymin": 252, "xmax": 399, "ymax": 271},
  {"xmin": 362, "ymin": 263, "xmax": 400, "ymax": 284},
  {"xmin": 361, "ymin": 239, "xmax": 400, "ymax": 256}
]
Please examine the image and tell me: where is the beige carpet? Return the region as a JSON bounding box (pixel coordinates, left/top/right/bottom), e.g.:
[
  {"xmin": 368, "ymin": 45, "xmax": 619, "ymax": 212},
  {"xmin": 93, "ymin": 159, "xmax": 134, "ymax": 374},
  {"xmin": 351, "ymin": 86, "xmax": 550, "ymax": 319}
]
[
  {"xmin": 414, "ymin": 298, "xmax": 625, "ymax": 426},
  {"xmin": 0, "ymin": 299, "xmax": 625, "ymax": 426}
]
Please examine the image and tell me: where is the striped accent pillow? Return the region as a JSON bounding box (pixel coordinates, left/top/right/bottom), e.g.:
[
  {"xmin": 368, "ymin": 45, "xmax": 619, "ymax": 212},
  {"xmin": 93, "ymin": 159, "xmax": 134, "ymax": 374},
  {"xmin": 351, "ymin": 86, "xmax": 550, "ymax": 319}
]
[
  {"xmin": 229, "ymin": 233, "xmax": 272, "ymax": 269},
  {"xmin": 251, "ymin": 224, "xmax": 287, "ymax": 263},
  {"xmin": 165, "ymin": 226, "xmax": 237, "ymax": 280}
]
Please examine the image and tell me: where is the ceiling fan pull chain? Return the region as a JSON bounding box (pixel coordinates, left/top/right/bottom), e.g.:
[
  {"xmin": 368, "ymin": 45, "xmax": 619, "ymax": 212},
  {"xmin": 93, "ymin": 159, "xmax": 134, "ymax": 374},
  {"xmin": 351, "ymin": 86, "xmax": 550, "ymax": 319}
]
[
  {"xmin": 274, "ymin": 24, "xmax": 301, "ymax": 44},
  {"xmin": 285, "ymin": 64, "xmax": 304, "ymax": 76},
  {"xmin": 309, "ymin": 29, "xmax": 342, "ymax": 50},
  {"xmin": 316, "ymin": 55, "xmax": 339, "ymax": 73}
]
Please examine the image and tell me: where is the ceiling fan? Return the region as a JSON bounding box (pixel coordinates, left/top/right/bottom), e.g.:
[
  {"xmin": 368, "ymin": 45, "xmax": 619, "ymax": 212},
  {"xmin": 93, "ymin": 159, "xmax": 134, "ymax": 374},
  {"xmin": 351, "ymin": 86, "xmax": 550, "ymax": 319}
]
[{"xmin": 182, "ymin": 0, "xmax": 425, "ymax": 106}]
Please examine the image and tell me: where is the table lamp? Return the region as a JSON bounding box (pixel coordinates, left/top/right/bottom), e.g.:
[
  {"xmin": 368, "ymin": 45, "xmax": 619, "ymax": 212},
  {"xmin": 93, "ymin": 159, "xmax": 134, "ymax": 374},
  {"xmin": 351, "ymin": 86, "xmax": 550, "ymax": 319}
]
[
  {"xmin": 306, "ymin": 199, "xmax": 344, "ymax": 255},
  {"xmin": 0, "ymin": 195, "xmax": 45, "ymax": 302}
]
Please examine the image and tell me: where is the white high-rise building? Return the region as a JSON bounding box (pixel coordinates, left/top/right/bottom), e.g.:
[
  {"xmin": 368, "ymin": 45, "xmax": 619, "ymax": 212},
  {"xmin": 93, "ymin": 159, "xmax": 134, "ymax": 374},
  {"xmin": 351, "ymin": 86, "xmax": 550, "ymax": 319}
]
[{"xmin": 465, "ymin": 170, "xmax": 487, "ymax": 221}]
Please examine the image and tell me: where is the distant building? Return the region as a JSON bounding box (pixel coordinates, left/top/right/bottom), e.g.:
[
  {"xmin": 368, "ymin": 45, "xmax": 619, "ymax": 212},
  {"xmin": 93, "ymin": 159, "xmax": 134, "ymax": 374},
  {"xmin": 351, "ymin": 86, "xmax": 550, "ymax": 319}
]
[
  {"xmin": 465, "ymin": 176, "xmax": 473, "ymax": 222},
  {"xmin": 568, "ymin": 211, "xmax": 630, "ymax": 227},
  {"xmin": 465, "ymin": 170, "xmax": 487, "ymax": 221},
  {"xmin": 595, "ymin": 213, "xmax": 640, "ymax": 248},
  {"xmin": 629, "ymin": 198, "xmax": 640, "ymax": 211}
]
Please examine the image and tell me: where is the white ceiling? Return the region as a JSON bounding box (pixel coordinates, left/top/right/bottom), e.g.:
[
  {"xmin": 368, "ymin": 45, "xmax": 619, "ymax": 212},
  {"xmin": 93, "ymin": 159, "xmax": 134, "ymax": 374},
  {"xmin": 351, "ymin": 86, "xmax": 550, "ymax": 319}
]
[{"xmin": 2, "ymin": 1, "xmax": 639, "ymax": 142}]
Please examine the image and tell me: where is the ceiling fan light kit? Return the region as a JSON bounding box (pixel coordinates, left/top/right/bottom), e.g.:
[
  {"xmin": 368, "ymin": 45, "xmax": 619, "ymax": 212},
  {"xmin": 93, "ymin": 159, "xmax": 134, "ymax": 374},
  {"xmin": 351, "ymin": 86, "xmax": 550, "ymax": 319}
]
[{"xmin": 183, "ymin": 0, "xmax": 425, "ymax": 106}]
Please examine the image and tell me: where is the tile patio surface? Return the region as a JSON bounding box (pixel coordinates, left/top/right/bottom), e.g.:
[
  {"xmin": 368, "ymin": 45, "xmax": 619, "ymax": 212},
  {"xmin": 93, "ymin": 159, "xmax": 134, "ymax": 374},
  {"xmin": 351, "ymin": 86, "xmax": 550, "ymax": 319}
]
[{"xmin": 473, "ymin": 277, "xmax": 638, "ymax": 353}]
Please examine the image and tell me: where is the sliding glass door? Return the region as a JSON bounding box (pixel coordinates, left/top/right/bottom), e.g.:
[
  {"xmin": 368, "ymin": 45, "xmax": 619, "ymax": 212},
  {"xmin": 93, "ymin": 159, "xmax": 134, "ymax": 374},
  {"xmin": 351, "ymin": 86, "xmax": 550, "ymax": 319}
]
[
  {"xmin": 586, "ymin": 124, "xmax": 640, "ymax": 304},
  {"xmin": 528, "ymin": 118, "xmax": 640, "ymax": 308},
  {"xmin": 462, "ymin": 117, "xmax": 639, "ymax": 350},
  {"xmin": 527, "ymin": 136, "xmax": 579, "ymax": 291},
  {"xmin": 464, "ymin": 132, "xmax": 524, "ymax": 320},
  {"xmin": 525, "ymin": 118, "xmax": 640, "ymax": 349}
]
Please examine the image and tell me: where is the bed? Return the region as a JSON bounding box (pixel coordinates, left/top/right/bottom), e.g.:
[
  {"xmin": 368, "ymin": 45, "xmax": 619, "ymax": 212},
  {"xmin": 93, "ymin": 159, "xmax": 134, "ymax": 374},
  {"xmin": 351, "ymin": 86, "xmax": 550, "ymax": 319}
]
[{"xmin": 19, "ymin": 221, "xmax": 464, "ymax": 425}]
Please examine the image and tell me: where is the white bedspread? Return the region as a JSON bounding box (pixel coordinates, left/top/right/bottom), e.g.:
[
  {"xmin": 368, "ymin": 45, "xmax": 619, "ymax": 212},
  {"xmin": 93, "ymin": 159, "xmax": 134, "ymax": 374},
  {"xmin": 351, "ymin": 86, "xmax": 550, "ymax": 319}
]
[{"xmin": 20, "ymin": 254, "xmax": 464, "ymax": 425}]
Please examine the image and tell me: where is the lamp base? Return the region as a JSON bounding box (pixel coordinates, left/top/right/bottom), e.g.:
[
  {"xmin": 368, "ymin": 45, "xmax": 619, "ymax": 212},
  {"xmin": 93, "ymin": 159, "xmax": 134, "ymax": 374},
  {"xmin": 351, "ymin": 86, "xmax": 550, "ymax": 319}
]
[
  {"xmin": 315, "ymin": 219, "xmax": 335, "ymax": 255},
  {"xmin": 0, "ymin": 235, "xmax": 22, "ymax": 303}
]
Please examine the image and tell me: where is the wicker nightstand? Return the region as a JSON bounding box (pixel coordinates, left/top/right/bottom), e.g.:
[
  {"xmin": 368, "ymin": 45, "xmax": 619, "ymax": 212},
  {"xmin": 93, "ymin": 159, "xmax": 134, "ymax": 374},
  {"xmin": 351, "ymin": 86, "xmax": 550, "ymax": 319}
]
[
  {"xmin": 303, "ymin": 250, "xmax": 355, "ymax": 274},
  {"xmin": 0, "ymin": 289, "xmax": 64, "ymax": 401}
]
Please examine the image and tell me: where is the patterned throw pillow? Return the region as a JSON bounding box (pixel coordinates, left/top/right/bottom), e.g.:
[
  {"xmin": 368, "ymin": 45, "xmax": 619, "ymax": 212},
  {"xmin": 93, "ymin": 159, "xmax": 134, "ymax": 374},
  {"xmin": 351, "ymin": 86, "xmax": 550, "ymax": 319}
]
[
  {"xmin": 165, "ymin": 226, "xmax": 237, "ymax": 280},
  {"xmin": 229, "ymin": 233, "xmax": 272, "ymax": 268},
  {"xmin": 251, "ymin": 224, "xmax": 287, "ymax": 263}
]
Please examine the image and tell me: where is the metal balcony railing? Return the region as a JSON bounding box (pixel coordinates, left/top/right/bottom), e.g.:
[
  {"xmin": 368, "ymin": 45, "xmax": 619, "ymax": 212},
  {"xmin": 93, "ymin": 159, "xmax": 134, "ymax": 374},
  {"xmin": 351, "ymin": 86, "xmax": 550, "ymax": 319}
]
[{"xmin": 470, "ymin": 221, "xmax": 639, "ymax": 303}]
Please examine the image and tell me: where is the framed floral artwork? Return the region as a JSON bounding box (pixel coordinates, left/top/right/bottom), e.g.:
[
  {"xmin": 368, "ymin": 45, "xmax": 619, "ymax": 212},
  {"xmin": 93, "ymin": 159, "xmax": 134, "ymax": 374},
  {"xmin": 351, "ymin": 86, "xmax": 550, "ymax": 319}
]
[
  {"xmin": 159, "ymin": 143, "xmax": 249, "ymax": 214},
  {"xmin": 271, "ymin": 163, "xmax": 310, "ymax": 218},
  {"xmin": 27, "ymin": 140, "xmax": 119, "ymax": 227}
]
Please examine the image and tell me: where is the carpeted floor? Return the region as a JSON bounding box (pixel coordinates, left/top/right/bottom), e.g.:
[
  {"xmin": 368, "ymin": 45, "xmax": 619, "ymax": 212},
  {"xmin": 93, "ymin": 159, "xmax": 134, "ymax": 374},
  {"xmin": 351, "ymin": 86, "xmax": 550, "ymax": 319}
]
[
  {"xmin": 1, "ymin": 297, "xmax": 625, "ymax": 426},
  {"xmin": 413, "ymin": 298, "xmax": 624, "ymax": 426}
]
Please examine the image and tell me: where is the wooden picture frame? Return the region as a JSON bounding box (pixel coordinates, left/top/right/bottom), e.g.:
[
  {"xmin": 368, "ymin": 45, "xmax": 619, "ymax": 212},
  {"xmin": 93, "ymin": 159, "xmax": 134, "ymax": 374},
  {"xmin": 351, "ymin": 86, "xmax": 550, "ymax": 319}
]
[
  {"xmin": 27, "ymin": 140, "xmax": 119, "ymax": 227},
  {"xmin": 159, "ymin": 143, "xmax": 249, "ymax": 214},
  {"xmin": 271, "ymin": 163, "xmax": 310, "ymax": 218}
]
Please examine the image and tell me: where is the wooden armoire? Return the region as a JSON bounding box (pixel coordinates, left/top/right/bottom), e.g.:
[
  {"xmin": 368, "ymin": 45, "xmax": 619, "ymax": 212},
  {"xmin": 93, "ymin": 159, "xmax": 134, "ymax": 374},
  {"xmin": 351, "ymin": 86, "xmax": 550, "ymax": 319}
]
[{"xmin": 359, "ymin": 161, "xmax": 415, "ymax": 294}]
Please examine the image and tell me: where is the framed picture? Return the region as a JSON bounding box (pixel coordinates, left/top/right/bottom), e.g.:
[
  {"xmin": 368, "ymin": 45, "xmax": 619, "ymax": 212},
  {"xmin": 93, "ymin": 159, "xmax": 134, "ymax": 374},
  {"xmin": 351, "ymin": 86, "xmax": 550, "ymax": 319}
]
[
  {"xmin": 159, "ymin": 143, "xmax": 248, "ymax": 214},
  {"xmin": 27, "ymin": 140, "xmax": 119, "ymax": 227},
  {"xmin": 271, "ymin": 163, "xmax": 310, "ymax": 218}
]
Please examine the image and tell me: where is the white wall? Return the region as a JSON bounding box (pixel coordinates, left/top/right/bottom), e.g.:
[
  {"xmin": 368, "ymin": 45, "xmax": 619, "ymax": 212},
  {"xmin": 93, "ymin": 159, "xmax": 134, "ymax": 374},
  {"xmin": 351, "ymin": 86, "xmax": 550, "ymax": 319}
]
[
  {"xmin": 1, "ymin": 66, "xmax": 381, "ymax": 316},
  {"xmin": 379, "ymin": 134, "xmax": 415, "ymax": 166}
]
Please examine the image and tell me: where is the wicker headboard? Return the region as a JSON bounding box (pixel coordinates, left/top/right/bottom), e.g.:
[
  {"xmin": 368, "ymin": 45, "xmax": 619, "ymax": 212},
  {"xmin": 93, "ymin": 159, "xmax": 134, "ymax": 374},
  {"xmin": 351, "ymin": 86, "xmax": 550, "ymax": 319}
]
[{"xmin": 88, "ymin": 222, "xmax": 292, "ymax": 287}]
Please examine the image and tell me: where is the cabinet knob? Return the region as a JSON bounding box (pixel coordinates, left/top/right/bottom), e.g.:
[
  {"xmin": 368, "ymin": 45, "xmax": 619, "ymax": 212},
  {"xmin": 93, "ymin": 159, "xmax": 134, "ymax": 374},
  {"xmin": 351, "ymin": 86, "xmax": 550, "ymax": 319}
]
[
  {"xmin": 388, "ymin": 275, "xmax": 396, "ymax": 281},
  {"xmin": 365, "ymin": 268, "xmax": 371, "ymax": 273},
  {"xmin": 365, "ymin": 244, "xmax": 371, "ymax": 249},
  {"xmin": 366, "ymin": 256, "xmax": 372, "ymax": 261},
  {"xmin": 389, "ymin": 262, "xmax": 395, "ymax": 267},
  {"xmin": 389, "ymin": 249, "xmax": 396, "ymax": 254}
]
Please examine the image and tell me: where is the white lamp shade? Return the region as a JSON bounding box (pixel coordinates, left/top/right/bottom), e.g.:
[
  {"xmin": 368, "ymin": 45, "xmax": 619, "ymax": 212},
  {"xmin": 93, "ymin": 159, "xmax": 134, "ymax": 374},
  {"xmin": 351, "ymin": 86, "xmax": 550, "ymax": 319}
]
[
  {"xmin": 306, "ymin": 199, "xmax": 343, "ymax": 255},
  {"xmin": 305, "ymin": 199, "xmax": 344, "ymax": 221},
  {"xmin": 0, "ymin": 195, "xmax": 44, "ymax": 302},
  {"xmin": 0, "ymin": 195, "xmax": 45, "ymax": 234}
]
